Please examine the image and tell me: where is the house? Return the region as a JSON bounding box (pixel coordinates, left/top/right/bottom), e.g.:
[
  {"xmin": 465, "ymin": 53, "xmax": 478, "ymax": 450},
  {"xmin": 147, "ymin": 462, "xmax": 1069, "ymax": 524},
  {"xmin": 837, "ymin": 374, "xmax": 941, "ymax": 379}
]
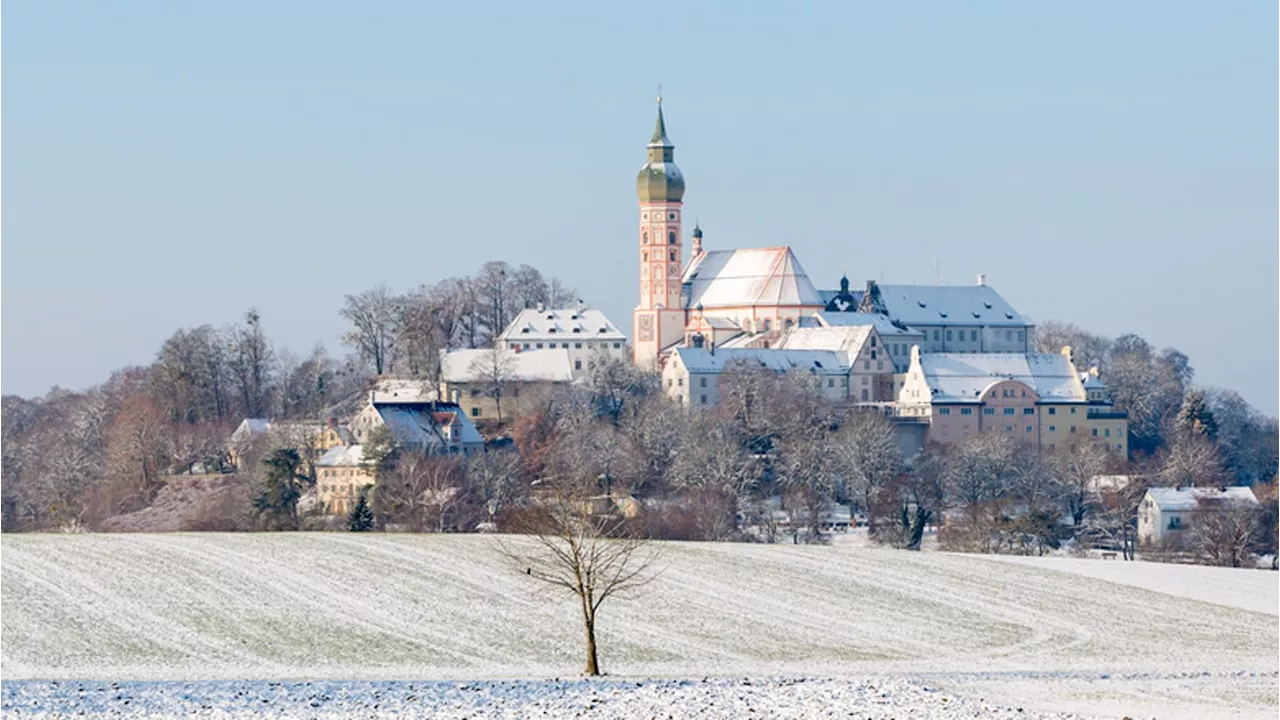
[
  {"xmin": 349, "ymin": 400, "xmax": 484, "ymax": 456},
  {"xmin": 438, "ymin": 348, "xmax": 574, "ymax": 422},
  {"xmin": 896, "ymin": 345, "xmax": 1129, "ymax": 455},
  {"xmin": 227, "ymin": 418, "xmax": 352, "ymax": 472},
  {"xmin": 497, "ymin": 304, "xmax": 627, "ymax": 378},
  {"xmin": 1138, "ymin": 486, "xmax": 1260, "ymax": 547},
  {"xmin": 314, "ymin": 445, "xmax": 375, "ymax": 516},
  {"xmin": 663, "ymin": 347, "xmax": 852, "ymax": 407}
]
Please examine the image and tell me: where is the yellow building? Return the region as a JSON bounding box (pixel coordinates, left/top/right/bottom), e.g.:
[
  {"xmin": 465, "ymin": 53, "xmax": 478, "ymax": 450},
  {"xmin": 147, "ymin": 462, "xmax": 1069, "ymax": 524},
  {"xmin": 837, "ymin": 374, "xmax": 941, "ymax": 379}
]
[
  {"xmin": 314, "ymin": 445, "xmax": 375, "ymax": 516},
  {"xmin": 438, "ymin": 349, "xmax": 575, "ymax": 423}
]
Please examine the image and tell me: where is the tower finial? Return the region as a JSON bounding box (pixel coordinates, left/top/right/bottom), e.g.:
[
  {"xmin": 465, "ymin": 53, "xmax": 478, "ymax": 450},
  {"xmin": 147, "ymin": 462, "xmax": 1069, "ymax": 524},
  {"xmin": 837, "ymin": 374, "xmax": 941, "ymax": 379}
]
[{"xmin": 649, "ymin": 90, "xmax": 671, "ymax": 146}]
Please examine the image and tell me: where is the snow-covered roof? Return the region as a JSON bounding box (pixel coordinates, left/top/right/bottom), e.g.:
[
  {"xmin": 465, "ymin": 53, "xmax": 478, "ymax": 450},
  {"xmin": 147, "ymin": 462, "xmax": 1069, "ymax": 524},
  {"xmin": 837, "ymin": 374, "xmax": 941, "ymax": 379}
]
[
  {"xmin": 682, "ymin": 248, "xmax": 824, "ymax": 309},
  {"xmin": 498, "ymin": 307, "xmax": 626, "ymax": 342},
  {"xmin": 776, "ymin": 326, "xmax": 873, "ymax": 357},
  {"xmin": 811, "ymin": 311, "xmax": 921, "ymax": 337},
  {"xmin": 1080, "ymin": 372, "xmax": 1106, "ymax": 390},
  {"xmin": 696, "ymin": 316, "xmax": 742, "ymax": 330},
  {"xmin": 230, "ymin": 418, "xmax": 270, "ymax": 443},
  {"xmin": 873, "ymin": 284, "xmax": 1030, "ymax": 328},
  {"xmin": 1146, "ymin": 487, "xmax": 1259, "ymax": 512},
  {"xmin": 371, "ymin": 377, "xmax": 439, "ymax": 404},
  {"xmin": 316, "ymin": 444, "xmax": 365, "ymax": 468},
  {"xmin": 374, "ymin": 401, "xmax": 484, "ymax": 447},
  {"xmin": 918, "ymin": 353, "xmax": 1083, "ymax": 403},
  {"xmin": 673, "ymin": 347, "xmax": 848, "ymax": 375},
  {"xmin": 440, "ymin": 349, "xmax": 575, "ymax": 384}
]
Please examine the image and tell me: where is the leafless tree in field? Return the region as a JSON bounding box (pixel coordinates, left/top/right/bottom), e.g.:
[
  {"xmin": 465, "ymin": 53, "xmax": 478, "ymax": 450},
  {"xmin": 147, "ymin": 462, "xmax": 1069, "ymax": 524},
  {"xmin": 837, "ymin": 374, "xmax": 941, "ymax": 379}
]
[
  {"xmin": 835, "ymin": 411, "xmax": 902, "ymax": 533},
  {"xmin": 1047, "ymin": 441, "xmax": 1114, "ymax": 527},
  {"xmin": 499, "ymin": 477, "xmax": 658, "ymax": 676}
]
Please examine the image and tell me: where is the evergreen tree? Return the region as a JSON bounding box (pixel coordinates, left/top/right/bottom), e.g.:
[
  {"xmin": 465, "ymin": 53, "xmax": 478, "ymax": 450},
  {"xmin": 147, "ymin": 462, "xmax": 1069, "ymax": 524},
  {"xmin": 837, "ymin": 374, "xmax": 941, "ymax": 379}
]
[
  {"xmin": 347, "ymin": 485, "xmax": 374, "ymax": 531},
  {"xmin": 253, "ymin": 448, "xmax": 304, "ymax": 530},
  {"xmin": 1177, "ymin": 388, "xmax": 1219, "ymax": 439},
  {"xmin": 359, "ymin": 425, "xmax": 400, "ymax": 480}
]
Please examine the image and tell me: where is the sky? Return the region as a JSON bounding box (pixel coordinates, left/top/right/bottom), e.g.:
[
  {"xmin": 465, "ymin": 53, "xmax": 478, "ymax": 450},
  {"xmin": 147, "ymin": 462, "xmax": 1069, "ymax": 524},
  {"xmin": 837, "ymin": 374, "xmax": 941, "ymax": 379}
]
[{"xmin": 4, "ymin": 2, "xmax": 1277, "ymax": 414}]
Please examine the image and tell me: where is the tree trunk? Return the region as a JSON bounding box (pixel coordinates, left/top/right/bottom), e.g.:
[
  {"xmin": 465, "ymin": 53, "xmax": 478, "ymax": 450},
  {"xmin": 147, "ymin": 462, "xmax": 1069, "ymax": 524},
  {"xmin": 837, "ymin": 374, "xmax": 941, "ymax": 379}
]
[{"xmin": 580, "ymin": 596, "xmax": 600, "ymax": 676}]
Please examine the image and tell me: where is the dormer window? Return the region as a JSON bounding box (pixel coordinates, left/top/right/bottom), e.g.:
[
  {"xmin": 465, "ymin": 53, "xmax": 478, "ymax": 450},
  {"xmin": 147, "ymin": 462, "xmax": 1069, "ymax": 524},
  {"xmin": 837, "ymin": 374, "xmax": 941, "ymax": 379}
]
[
  {"xmin": 917, "ymin": 300, "xmax": 926, "ymax": 308},
  {"xmin": 984, "ymin": 302, "xmax": 993, "ymax": 309},
  {"xmin": 572, "ymin": 327, "xmax": 581, "ymax": 333},
  {"xmin": 521, "ymin": 328, "xmax": 530, "ymax": 334}
]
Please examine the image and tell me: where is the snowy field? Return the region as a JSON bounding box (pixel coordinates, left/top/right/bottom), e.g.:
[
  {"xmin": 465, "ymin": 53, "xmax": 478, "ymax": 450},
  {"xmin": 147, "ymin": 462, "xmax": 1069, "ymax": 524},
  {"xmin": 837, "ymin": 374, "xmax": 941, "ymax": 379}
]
[{"xmin": 2, "ymin": 534, "xmax": 1276, "ymax": 718}]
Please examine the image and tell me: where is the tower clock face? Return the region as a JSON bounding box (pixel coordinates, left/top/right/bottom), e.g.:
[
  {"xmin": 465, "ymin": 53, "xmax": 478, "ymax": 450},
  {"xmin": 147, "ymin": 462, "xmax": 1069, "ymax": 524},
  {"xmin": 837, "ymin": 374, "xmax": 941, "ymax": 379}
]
[{"xmin": 668, "ymin": 263, "xmax": 679, "ymax": 275}]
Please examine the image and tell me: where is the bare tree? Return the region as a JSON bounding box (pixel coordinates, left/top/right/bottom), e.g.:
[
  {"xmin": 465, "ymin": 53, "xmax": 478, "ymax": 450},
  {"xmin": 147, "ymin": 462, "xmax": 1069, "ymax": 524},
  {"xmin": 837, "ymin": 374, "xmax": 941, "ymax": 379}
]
[
  {"xmin": 467, "ymin": 449, "xmax": 526, "ymax": 522},
  {"xmin": 468, "ymin": 348, "xmax": 518, "ymax": 426},
  {"xmin": 1157, "ymin": 432, "xmax": 1230, "ymax": 489},
  {"xmin": 341, "ymin": 284, "xmax": 402, "ymax": 375},
  {"xmin": 227, "ymin": 308, "xmax": 276, "ymax": 418},
  {"xmin": 1192, "ymin": 499, "xmax": 1263, "ymax": 568},
  {"xmin": 669, "ymin": 411, "xmax": 760, "ymax": 539},
  {"xmin": 499, "ymin": 477, "xmax": 657, "ymax": 676},
  {"xmin": 1048, "ymin": 441, "xmax": 1114, "ymax": 527},
  {"xmin": 835, "ymin": 411, "xmax": 902, "ymax": 531}
]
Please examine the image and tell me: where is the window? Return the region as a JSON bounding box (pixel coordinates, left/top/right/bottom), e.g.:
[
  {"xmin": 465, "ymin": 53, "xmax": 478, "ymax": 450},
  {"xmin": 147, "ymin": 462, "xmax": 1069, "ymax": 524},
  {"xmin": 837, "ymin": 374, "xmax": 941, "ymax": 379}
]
[
  {"xmin": 678, "ymin": 378, "xmax": 684, "ymax": 387},
  {"xmin": 938, "ymin": 408, "xmax": 951, "ymax": 415},
  {"xmin": 864, "ymin": 361, "xmax": 870, "ymax": 370},
  {"xmin": 961, "ymin": 408, "xmax": 973, "ymax": 415},
  {"xmin": 1048, "ymin": 425, "xmax": 1056, "ymax": 432},
  {"xmin": 1168, "ymin": 516, "xmax": 1182, "ymax": 530},
  {"xmin": 1005, "ymin": 425, "xmax": 1013, "ymax": 432},
  {"xmin": 642, "ymin": 251, "xmax": 648, "ymax": 262},
  {"xmin": 983, "ymin": 408, "xmax": 995, "ymax": 415},
  {"xmin": 562, "ymin": 343, "xmax": 569, "ymax": 348},
  {"xmin": 1048, "ymin": 407, "xmax": 1056, "ymax": 415},
  {"xmin": 861, "ymin": 376, "xmax": 869, "ymax": 385},
  {"xmin": 613, "ymin": 342, "xmax": 621, "ymax": 349},
  {"xmin": 946, "ymin": 330, "xmax": 953, "ymax": 341},
  {"xmin": 1023, "ymin": 408, "xmax": 1034, "ymax": 415},
  {"xmin": 1018, "ymin": 331, "xmax": 1025, "ymax": 341},
  {"xmin": 1104, "ymin": 428, "xmax": 1111, "ymax": 437},
  {"xmin": 933, "ymin": 330, "xmax": 940, "ymax": 341},
  {"xmin": 1070, "ymin": 407, "xmax": 1077, "ymax": 414},
  {"xmin": 1005, "ymin": 330, "xmax": 1013, "ymax": 341},
  {"xmin": 642, "ymin": 231, "xmax": 648, "ymax": 244},
  {"xmin": 668, "ymin": 231, "xmax": 676, "ymax": 244},
  {"xmin": 877, "ymin": 361, "xmax": 883, "ymax": 371},
  {"xmin": 700, "ymin": 377, "xmax": 707, "ymax": 387},
  {"xmin": 667, "ymin": 378, "xmax": 673, "ymax": 388},
  {"xmin": 861, "ymin": 389, "xmax": 869, "ymax": 401},
  {"xmin": 536, "ymin": 343, "xmax": 543, "ymax": 349},
  {"xmin": 1091, "ymin": 428, "xmax": 1098, "ymax": 437},
  {"xmin": 970, "ymin": 330, "xmax": 978, "ymax": 342},
  {"xmin": 1117, "ymin": 429, "xmax": 1123, "ymax": 437},
  {"xmin": 470, "ymin": 407, "xmax": 480, "ymax": 417},
  {"xmin": 574, "ymin": 359, "xmax": 582, "ymax": 370},
  {"xmin": 574, "ymin": 342, "xmax": 582, "ymax": 349},
  {"xmin": 871, "ymin": 350, "xmax": 877, "ymax": 359},
  {"xmin": 1070, "ymin": 426, "xmax": 1077, "ymax": 433},
  {"xmin": 470, "ymin": 388, "xmax": 481, "ymax": 397},
  {"xmin": 700, "ymin": 395, "xmax": 707, "ymax": 405},
  {"xmin": 1026, "ymin": 425, "xmax": 1033, "ymax": 433},
  {"xmin": 522, "ymin": 343, "xmax": 530, "ymax": 350},
  {"xmin": 827, "ymin": 379, "xmax": 834, "ymax": 388},
  {"xmin": 870, "ymin": 337, "xmax": 877, "ymax": 347},
  {"xmin": 1003, "ymin": 408, "xmax": 1015, "ymax": 415},
  {"xmin": 512, "ymin": 387, "xmax": 520, "ymax": 398}
]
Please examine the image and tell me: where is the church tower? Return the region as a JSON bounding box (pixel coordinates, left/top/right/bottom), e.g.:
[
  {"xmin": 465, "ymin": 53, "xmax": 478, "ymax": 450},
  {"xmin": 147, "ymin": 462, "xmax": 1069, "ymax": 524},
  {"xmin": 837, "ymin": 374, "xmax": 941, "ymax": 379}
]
[{"xmin": 633, "ymin": 96, "xmax": 689, "ymax": 368}]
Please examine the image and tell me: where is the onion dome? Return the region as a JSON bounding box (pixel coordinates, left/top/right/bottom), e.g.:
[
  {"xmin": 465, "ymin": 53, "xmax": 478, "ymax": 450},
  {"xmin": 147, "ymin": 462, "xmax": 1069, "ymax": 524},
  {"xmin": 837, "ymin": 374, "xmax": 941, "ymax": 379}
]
[{"xmin": 636, "ymin": 98, "xmax": 685, "ymax": 203}]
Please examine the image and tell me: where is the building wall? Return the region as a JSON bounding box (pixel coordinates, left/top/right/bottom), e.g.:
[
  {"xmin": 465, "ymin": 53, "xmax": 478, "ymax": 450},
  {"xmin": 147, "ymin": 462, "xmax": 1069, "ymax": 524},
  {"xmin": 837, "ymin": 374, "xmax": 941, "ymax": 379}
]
[
  {"xmin": 502, "ymin": 339, "xmax": 626, "ymax": 378},
  {"xmin": 316, "ymin": 465, "xmax": 376, "ymax": 516},
  {"xmin": 439, "ymin": 380, "xmax": 565, "ymax": 422},
  {"xmin": 913, "ymin": 325, "xmax": 1033, "ymax": 354}
]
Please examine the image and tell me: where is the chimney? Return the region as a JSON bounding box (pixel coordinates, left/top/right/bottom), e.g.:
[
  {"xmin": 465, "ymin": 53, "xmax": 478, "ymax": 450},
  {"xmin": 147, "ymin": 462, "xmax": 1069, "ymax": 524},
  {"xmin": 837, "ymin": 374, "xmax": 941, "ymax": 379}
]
[
  {"xmin": 536, "ymin": 301, "xmax": 545, "ymax": 313},
  {"xmin": 709, "ymin": 339, "xmax": 715, "ymax": 356},
  {"xmin": 977, "ymin": 274, "xmax": 986, "ymax": 286}
]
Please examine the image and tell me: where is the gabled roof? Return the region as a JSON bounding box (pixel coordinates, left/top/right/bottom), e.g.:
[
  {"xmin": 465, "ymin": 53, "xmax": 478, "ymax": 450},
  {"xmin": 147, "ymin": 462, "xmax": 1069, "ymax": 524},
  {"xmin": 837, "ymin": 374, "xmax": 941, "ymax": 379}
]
[
  {"xmin": 776, "ymin": 326, "xmax": 874, "ymax": 358},
  {"xmin": 810, "ymin": 311, "xmax": 922, "ymax": 337},
  {"xmin": 230, "ymin": 418, "xmax": 271, "ymax": 443},
  {"xmin": 673, "ymin": 347, "xmax": 848, "ymax": 375},
  {"xmin": 682, "ymin": 247, "xmax": 824, "ymax": 309},
  {"xmin": 316, "ymin": 444, "xmax": 365, "ymax": 468},
  {"xmin": 498, "ymin": 307, "xmax": 626, "ymax": 342},
  {"xmin": 374, "ymin": 401, "xmax": 484, "ymax": 447},
  {"xmin": 440, "ymin": 349, "xmax": 575, "ymax": 384},
  {"xmin": 872, "ymin": 284, "xmax": 1030, "ymax": 327},
  {"xmin": 1146, "ymin": 487, "xmax": 1258, "ymax": 512},
  {"xmin": 917, "ymin": 353, "xmax": 1083, "ymax": 403}
]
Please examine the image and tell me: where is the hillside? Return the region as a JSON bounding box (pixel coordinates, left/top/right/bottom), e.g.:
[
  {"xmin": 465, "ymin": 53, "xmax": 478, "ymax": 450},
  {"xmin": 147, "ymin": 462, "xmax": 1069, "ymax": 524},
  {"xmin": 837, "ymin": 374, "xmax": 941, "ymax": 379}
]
[{"xmin": 2, "ymin": 534, "xmax": 1276, "ymax": 718}]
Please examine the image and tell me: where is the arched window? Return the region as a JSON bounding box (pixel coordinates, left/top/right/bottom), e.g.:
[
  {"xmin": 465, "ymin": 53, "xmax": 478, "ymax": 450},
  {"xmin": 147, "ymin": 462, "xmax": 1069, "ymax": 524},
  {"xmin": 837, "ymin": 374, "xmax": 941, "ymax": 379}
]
[
  {"xmin": 668, "ymin": 231, "xmax": 676, "ymax": 244},
  {"xmin": 784, "ymin": 319, "xmax": 793, "ymax": 330},
  {"xmin": 764, "ymin": 319, "xmax": 772, "ymax": 332},
  {"xmin": 642, "ymin": 231, "xmax": 648, "ymax": 244},
  {"xmin": 668, "ymin": 250, "xmax": 675, "ymax": 261}
]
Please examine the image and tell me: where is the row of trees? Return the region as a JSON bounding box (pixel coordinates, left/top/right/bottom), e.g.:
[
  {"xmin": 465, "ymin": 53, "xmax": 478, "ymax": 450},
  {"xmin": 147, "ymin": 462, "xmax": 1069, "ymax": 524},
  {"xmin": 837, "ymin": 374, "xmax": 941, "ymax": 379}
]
[{"xmin": 340, "ymin": 261, "xmax": 577, "ymax": 377}]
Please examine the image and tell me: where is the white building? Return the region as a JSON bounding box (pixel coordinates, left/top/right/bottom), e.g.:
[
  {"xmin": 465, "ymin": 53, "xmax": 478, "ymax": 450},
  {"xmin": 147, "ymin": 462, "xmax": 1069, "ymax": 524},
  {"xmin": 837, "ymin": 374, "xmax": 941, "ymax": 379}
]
[
  {"xmin": 1138, "ymin": 486, "xmax": 1259, "ymax": 547},
  {"xmin": 348, "ymin": 400, "xmax": 484, "ymax": 455},
  {"xmin": 497, "ymin": 305, "xmax": 626, "ymax": 378}
]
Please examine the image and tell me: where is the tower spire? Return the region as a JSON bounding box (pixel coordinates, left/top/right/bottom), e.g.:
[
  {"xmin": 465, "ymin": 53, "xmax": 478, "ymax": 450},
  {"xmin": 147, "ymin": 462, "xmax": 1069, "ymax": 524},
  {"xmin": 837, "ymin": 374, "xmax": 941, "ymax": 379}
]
[{"xmin": 650, "ymin": 90, "xmax": 671, "ymax": 147}]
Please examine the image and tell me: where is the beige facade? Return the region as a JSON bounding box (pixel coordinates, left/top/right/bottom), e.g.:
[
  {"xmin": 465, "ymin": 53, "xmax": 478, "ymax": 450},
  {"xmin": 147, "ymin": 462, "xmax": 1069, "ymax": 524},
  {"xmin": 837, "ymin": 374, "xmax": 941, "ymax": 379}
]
[{"xmin": 314, "ymin": 445, "xmax": 375, "ymax": 516}]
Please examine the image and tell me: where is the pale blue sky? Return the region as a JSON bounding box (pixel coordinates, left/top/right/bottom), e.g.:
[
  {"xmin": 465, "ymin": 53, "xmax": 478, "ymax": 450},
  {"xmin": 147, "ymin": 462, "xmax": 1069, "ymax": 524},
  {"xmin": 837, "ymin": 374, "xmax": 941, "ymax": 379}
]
[{"xmin": 4, "ymin": 2, "xmax": 1277, "ymax": 413}]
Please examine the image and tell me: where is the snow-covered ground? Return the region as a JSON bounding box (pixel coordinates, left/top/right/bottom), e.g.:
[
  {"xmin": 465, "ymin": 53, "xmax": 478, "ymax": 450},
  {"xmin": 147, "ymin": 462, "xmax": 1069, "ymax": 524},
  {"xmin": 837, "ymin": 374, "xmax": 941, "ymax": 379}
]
[{"xmin": 2, "ymin": 534, "xmax": 1275, "ymax": 718}]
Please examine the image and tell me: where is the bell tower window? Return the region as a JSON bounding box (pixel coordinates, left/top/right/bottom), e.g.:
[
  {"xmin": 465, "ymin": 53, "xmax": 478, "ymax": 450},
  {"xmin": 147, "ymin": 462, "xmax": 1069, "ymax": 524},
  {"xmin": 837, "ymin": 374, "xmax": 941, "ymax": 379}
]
[
  {"xmin": 642, "ymin": 231, "xmax": 648, "ymax": 244},
  {"xmin": 668, "ymin": 250, "xmax": 675, "ymax": 261},
  {"xmin": 668, "ymin": 231, "xmax": 676, "ymax": 244}
]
